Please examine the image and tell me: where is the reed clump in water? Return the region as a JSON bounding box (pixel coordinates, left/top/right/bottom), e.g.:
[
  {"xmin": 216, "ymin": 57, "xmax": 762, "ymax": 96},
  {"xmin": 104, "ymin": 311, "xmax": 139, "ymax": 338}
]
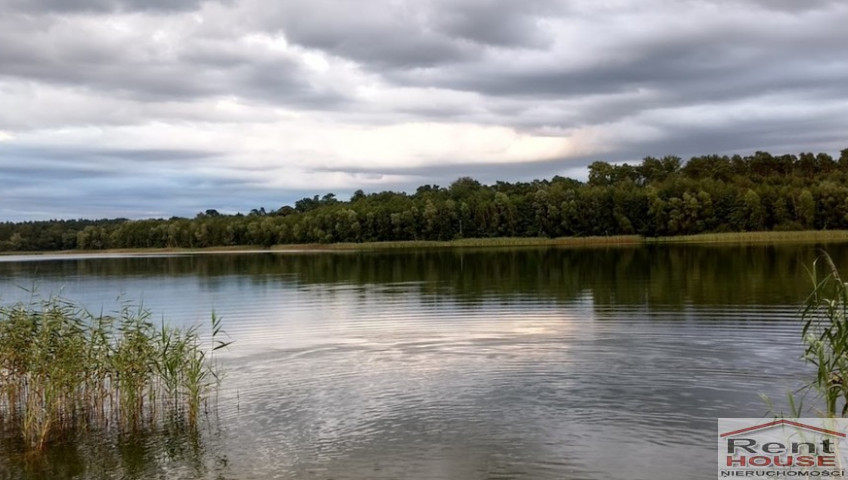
[
  {"xmin": 797, "ymin": 253, "xmax": 848, "ymax": 417},
  {"xmin": 0, "ymin": 297, "xmax": 230, "ymax": 450}
]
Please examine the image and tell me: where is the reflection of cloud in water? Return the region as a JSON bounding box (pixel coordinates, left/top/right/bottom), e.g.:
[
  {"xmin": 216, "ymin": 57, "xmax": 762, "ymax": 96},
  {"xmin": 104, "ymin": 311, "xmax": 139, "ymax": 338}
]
[
  {"xmin": 214, "ymin": 280, "xmax": 803, "ymax": 479},
  {"xmin": 221, "ymin": 281, "xmax": 590, "ymax": 360},
  {"xmin": 0, "ymin": 249, "xmax": 825, "ymax": 479}
]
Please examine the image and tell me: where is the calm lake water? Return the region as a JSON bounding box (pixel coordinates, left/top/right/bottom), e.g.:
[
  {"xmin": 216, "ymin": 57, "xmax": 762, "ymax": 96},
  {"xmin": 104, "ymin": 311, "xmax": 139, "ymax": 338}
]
[{"xmin": 1, "ymin": 244, "xmax": 844, "ymax": 480}]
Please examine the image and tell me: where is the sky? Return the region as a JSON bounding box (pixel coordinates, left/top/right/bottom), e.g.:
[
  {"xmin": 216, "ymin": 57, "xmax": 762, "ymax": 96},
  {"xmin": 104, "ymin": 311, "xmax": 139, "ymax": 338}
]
[{"xmin": 1, "ymin": 0, "xmax": 847, "ymax": 221}]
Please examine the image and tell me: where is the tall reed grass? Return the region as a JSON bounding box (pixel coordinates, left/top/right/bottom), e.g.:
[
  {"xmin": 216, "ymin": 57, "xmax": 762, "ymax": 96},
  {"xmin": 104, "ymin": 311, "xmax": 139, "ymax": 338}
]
[
  {"xmin": 798, "ymin": 253, "xmax": 848, "ymax": 417},
  {"xmin": 650, "ymin": 230, "xmax": 848, "ymax": 245},
  {"xmin": 275, "ymin": 235, "xmax": 644, "ymax": 251},
  {"xmin": 0, "ymin": 296, "xmax": 230, "ymax": 450},
  {"xmin": 274, "ymin": 231, "xmax": 848, "ymax": 251}
]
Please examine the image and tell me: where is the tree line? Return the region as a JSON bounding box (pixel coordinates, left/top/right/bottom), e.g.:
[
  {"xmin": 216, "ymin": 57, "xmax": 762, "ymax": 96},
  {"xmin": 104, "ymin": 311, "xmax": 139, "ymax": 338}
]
[{"xmin": 2, "ymin": 148, "xmax": 848, "ymax": 252}]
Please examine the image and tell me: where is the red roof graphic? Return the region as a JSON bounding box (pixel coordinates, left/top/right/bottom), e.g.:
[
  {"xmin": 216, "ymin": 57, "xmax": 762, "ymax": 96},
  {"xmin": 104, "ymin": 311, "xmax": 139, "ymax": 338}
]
[{"xmin": 721, "ymin": 419, "xmax": 846, "ymax": 438}]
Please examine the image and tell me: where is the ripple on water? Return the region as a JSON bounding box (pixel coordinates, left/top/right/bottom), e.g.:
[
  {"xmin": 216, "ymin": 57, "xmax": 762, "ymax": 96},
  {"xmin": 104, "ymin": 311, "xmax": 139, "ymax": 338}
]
[
  {"xmin": 207, "ymin": 299, "xmax": 805, "ymax": 479},
  {"xmin": 0, "ymin": 250, "xmax": 822, "ymax": 480}
]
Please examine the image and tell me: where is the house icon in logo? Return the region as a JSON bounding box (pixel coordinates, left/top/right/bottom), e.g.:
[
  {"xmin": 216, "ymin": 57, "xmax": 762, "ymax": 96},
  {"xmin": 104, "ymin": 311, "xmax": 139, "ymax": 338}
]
[{"xmin": 720, "ymin": 419, "xmax": 846, "ymax": 439}]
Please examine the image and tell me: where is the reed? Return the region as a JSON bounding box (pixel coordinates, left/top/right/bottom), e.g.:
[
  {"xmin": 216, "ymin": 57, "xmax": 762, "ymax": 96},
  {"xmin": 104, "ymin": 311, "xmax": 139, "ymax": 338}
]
[
  {"xmin": 649, "ymin": 230, "xmax": 848, "ymax": 245},
  {"xmin": 274, "ymin": 235, "xmax": 644, "ymax": 251},
  {"xmin": 0, "ymin": 296, "xmax": 230, "ymax": 450},
  {"xmin": 276, "ymin": 231, "xmax": 848, "ymax": 251},
  {"xmin": 795, "ymin": 253, "xmax": 848, "ymax": 417}
]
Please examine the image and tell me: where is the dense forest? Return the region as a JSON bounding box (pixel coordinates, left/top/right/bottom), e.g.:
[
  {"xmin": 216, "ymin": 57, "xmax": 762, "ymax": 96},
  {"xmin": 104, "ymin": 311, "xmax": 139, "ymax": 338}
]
[{"xmin": 2, "ymin": 148, "xmax": 848, "ymax": 252}]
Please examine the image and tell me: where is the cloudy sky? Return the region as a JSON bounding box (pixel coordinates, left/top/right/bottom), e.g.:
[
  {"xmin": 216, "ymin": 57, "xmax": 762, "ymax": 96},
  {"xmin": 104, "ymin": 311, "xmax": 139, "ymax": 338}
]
[{"xmin": 1, "ymin": 0, "xmax": 847, "ymax": 220}]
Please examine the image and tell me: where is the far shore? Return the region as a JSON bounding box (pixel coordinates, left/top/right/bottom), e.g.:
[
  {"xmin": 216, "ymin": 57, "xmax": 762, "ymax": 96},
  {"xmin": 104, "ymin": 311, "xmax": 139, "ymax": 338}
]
[{"xmin": 3, "ymin": 230, "xmax": 848, "ymax": 258}]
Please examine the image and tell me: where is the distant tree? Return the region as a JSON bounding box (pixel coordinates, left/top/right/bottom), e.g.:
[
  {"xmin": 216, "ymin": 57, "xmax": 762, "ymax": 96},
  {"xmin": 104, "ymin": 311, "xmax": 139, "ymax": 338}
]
[
  {"xmin": 740, "ymin": 189, "xmax": 765, "ymax": 231},
  {"xmin": 797, "ymin": 189, "xmax": 815, "ymax": 229},
  {"xmin": 195, "ymin": 209, "xmax": 221, "ymax": 218},
  {"xmin": 350, "ymin": 190, "xmax": 366, "ymax": 203},
  {"xmin": 295, "ymin": 195, "xmax": 321, "ymax": 213},
  {"xmin": 840, "ymin": 149, "xmax": 848, "ymax": 169},
  {"xmin": 321, "ymin": 193, "xmax": 338, "ymax": 205},
  {"xmin": 274, "ymin": 206, "xmax": 296, "ymax": 217},
  {"xmin": 449, "ymin": 177, "xmax": 481, "ymax": 199},
  {"xmin": 588, "ymin": 161, "xmax": 615, "ymax": 186}
]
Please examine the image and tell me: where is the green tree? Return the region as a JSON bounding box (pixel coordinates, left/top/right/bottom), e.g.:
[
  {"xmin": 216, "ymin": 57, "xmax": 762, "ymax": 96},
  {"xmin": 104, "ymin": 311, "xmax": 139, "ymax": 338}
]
[{"xmin": 797, "ymin": 189, "xmax": 815, "ymax": 229}]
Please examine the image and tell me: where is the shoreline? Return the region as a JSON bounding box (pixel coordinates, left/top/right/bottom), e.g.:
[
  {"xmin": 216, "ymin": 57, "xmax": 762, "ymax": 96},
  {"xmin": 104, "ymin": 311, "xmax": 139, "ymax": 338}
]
[{"xmin": 3, "ymin": 230, "xmax": 848, "ymax": 257}]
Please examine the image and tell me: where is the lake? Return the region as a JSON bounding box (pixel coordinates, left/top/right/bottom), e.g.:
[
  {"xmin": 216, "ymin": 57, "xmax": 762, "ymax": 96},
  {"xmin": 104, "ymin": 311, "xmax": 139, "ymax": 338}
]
[{"xmin": 0, "ymin": 244, "xmax": 841, "ymax": 480}]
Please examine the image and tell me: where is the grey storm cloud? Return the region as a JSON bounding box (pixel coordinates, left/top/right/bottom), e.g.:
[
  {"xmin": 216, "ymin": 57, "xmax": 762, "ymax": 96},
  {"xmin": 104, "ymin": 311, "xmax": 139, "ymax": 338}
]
[
  {"xmin": 432, "ymin": 0, "xmax": 563, "ymax": 48},
  {"xmin": 390, "ymin": 9, "xmax": 847, "ymax": 95},
  {"xmin": 255, "ymin": 2, "xmax": 475, "ymax": 69},
  {"xmin": 1, "ymin": 0, "xmax": 848, "ymax": 220},
  {"xmin": 257, "ymin": 0, "xmax": 567, "ymax": 70},
  {"xmin": 1, "ymin": 0, "xmax": 220, "ymax": 13},
  {"xmin": 741, "ymin": 0, "xmax": 838, "ymax": 12},
  {"xmin": 0, "ymin": 15, "xmax": 343, "ymax": 107}
]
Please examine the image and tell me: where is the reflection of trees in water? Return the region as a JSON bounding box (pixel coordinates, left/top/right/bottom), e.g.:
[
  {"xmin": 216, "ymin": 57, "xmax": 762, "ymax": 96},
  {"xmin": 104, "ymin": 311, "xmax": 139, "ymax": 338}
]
[
  {"xmin": 0, "ymin": 244, "xmax": 845, "ymax": 307},
  {"xmin": 0, "ymin": 421, "xmax": 229, "ymax": 480}
]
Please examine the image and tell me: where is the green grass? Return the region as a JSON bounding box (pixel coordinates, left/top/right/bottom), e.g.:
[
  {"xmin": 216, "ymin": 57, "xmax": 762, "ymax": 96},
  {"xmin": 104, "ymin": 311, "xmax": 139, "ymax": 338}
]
[
  {"xmin": 278, "ymin": 231, "xmax": 848, "ymax": 250},
  {"xmin": 5, "ymin": 230, "xmax": 848, "ymax": 257},
  {"xmin": 647, "ymin": 230, "xmax": 848, "ymax": 245},
  {"xmin": 279, "ymin": 235, "xmax": 644, "ymax": 251},
  {"xmin": 0, "ymin": 296, "xmax": 230, "ymax": 450}
]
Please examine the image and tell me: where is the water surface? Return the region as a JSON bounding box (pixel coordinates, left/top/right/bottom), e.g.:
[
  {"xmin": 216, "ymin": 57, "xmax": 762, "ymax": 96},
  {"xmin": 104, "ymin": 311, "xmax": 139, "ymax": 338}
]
[{"xmin": 1, "ymin": 244, "xmax": 842, "ymax": 479}]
